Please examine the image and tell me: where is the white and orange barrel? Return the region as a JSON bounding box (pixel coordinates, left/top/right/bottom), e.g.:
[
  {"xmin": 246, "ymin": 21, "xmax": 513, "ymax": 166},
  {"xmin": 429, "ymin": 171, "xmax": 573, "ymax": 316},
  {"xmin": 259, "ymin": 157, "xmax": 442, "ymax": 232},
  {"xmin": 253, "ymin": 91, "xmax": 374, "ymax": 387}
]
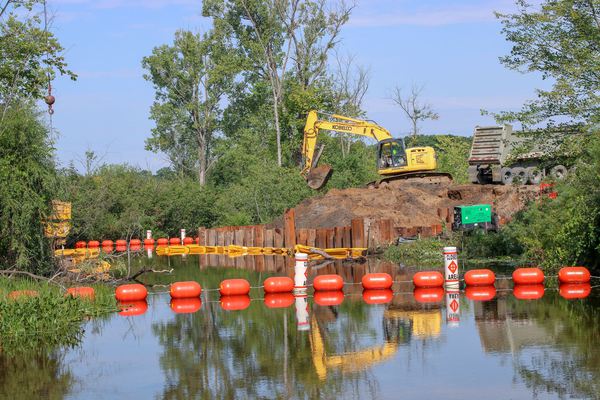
[{"xmin": 443, "ymin": 246, "xmax": 459, "ymax": 289}]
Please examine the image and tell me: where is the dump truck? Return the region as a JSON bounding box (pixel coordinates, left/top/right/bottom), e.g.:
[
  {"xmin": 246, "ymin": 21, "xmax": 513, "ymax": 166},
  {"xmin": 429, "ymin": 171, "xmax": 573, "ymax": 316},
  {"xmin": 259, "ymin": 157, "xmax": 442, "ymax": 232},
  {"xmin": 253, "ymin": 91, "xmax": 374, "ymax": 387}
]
[{"xmin": 467, "ymin": 125, "xmax": 570, "ymax": 185}]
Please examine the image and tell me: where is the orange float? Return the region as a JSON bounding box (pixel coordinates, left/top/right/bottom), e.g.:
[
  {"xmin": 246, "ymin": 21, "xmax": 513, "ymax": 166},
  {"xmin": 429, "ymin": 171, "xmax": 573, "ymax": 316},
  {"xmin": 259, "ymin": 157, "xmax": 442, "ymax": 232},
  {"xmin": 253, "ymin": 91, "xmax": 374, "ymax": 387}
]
[
  {"xmin": 264, "ymin": 293, "xmax": 295, "ymax": 308},
  {"xmin": 220, "ymin": 279, "xmax": 251, "ymax": 296},
  {"xmin": 361, "ymin": 273, "xmax": 393, "ymax": 290},
  {"xmin": 118, "ymin": 301, "xmax": 148, "ymax": 316},
  {"xmin": 558, "ymin": 267, "xmax": 590, "ymax": 283},
  {"xmin": 129, "ymin": 238, "xmax": 141, "ymax": 246},
  {"xmin": 101, "ymin": 240, "xmax": 113, "ymax": 247},
  {"xmin": 115, "ymin": 239, "xmax": 127, "ymax": 246},
  {"xmin": 413, "ymin": 287, "xmax": 444, "ymax": 303},
  {"xmin": 129, "ymin": 244, "xmax": 141, "ymax": 252},
  {"xmin": 464, "ymin": 269, "xmax": 496, "ymax": 286},
  {"xmin": 313, "ymin": 274, "xmax": 344, "ymax": 291},
  {"xmin": 115, "ymin": 284, "xmax": 147, "ymax": 301},
  {"xmin": 263, "ymin": 276, "xmax": 294, "ymax": 293},
  {"xmin": 513, "ymin": 284, "xmax": 545, "ymax": 300},
  {"xmin": 412, "ymin": 271, "xmax": 444, "ymax": 288},
  {"xmin": 363, "ymin": 289, "xmax": 393, "ymax": 304},
  {"xmin": 88, "ymin": 240, "xmax": 100, "ymax": 248},
  {"xmin": 183, "ymin": 237, "xmax": 194, "ymax": 245},
  {"xmin": 170, "ymin": 281, "xmax": 202, "ymax": 298},
  {"xmin": 157, "ymin": 238, "xmax": 168, "ymax": 246},
  {"xmin": 169, "ymin": 238, "xmax": 180, "ymax": 245},
  {"xmin": 75, "ymin": 241, "xmax": 87, "ymax": 249},
  {"xmin": 8, "ymin": 290, "xmax": 39, "ymax": 300},
  {"xmin": 170, "ymin": 298, "xmax": 202, "ymax": 313},
  {"xmin": 314, "ymin": 291, "xmax": 345, "ymax": 306},
  {"xmin": 66, "ymin": 286, "xmax": 95, "ymax": 300},
  {"xmin": 559, "ymin": 283, "xmax": 592, "ymax": 300},
  {"xmin": 220, "ymin": 295, "xmax": 251, "ymax": 311},
  {"xmin": 115, "ymin": 245, "xmax": 127, "ymax": 252},
  {"xmin": 144, "ymin": 238, "xmax": 155, "ymax": 246},
  {"xmin": 465, "ymin": 286, "xmax": 496, "ymax": 301},
  {"xmin": 512, "ymin": 267, "xmax": 544, "ymax": 284}
]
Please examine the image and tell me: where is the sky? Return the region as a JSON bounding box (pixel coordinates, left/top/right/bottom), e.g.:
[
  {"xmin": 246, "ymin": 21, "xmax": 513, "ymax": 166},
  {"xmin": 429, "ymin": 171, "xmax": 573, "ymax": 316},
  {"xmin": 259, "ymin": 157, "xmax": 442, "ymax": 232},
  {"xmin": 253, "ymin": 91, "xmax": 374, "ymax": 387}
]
[{"xmin": 45, "ymin": 0, "xmax": 547, "ymax": 172}]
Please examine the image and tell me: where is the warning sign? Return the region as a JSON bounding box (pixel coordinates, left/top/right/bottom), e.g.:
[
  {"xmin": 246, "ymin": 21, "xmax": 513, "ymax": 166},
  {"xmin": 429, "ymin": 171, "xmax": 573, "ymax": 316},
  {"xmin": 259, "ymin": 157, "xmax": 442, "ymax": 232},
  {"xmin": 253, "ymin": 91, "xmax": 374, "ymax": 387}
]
[
  {"xmin": 448, "ymin": 260, "xmax": 458, "ymax": 274},
  {"xmin": 450, "ymin": 299, "xmax": 459, "ymax": 312}
]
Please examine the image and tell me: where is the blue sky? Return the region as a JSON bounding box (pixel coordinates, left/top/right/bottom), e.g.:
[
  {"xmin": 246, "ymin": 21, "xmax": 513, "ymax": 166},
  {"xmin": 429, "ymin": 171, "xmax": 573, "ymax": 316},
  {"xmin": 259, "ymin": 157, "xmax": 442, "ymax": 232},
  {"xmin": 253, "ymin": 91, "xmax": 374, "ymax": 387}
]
[{"xmin": 47, "ymin": 0, "xmax": 546, "ymax": 171}]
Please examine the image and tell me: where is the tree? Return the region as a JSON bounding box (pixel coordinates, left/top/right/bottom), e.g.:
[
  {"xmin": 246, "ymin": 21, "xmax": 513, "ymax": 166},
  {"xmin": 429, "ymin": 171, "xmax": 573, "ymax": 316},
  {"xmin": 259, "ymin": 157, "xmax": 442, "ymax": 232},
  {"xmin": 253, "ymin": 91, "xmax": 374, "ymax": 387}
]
[
  {"xmin": 203, "ymin": 0, "xmax": 353, "ymax": 167},
  {"xmin": 391, "ymin": 84, "xmax": 439, "ymax": 138},
  {"xmin": 142, "ymin": 28, "xmax": 237, "ymax": 185},
  {"xmin": 493, "ymin": 0, "xmax": 600, "ymax": 127},
  {"xmin": 0, "ymin": 0, "xmax": 76, "ymax": 116}
]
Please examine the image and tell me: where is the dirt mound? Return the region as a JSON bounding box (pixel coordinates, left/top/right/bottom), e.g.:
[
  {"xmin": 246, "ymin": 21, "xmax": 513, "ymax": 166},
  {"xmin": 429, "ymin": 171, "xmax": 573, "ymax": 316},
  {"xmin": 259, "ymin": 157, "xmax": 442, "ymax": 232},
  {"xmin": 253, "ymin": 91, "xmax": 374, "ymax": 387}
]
[{"xmin": 291, "ymin": 179, "xmax": 537, "ymax": 230}]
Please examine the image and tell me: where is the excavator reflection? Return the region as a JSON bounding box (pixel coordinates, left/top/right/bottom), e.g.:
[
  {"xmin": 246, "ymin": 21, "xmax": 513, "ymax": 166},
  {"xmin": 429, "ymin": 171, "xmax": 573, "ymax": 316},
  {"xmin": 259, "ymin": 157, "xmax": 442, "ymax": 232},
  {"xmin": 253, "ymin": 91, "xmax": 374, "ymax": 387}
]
[{"xmin": 309, "ymin": 295, "xmax": 442, "ymax": 380}]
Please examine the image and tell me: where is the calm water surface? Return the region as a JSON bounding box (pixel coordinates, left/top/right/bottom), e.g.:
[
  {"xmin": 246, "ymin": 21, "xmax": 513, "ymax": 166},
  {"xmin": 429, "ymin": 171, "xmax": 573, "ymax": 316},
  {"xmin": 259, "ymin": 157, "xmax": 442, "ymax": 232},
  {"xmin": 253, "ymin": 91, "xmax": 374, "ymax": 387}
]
[{"xmin": 1, "ymin": 254, "xmax": 599, "ymax": 400}]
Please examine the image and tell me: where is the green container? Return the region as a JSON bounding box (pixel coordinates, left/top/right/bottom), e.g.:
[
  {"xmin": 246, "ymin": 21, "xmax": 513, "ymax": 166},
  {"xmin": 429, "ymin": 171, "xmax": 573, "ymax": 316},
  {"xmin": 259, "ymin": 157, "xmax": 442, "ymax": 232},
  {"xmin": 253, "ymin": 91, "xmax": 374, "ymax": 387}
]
[{"xmin": 456, "ymin": 204, "xmax": 492, "ymax": 225}]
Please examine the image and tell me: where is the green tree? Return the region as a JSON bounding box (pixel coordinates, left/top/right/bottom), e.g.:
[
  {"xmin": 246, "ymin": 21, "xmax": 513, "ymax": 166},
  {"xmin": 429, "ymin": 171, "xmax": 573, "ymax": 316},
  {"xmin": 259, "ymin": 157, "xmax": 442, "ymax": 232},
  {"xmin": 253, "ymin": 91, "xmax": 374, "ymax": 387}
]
[
  {"xmin": 0, "ymin": 102, "xmax": 56, "ymax": 273},
  {"xmin": 0, "ymin": 0, "xmax": 76, "ymax": 113},
  {"xmin": 435, "ymin": 135, "xmax": 472, "ymax": 184},
  {"xmin": 493, "ymin": 0, "xmax": 600, "ymax": 127},
  {"xmin": 142, "ymin": 28, "xmax": 238, "ymax": 185}
]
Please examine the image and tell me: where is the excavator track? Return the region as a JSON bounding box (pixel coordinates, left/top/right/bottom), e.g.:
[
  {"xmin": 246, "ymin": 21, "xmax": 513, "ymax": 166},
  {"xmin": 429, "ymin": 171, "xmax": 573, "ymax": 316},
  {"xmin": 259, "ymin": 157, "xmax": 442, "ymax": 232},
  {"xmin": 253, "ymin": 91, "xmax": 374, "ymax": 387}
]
[{"xmin": 367, "ymin": 172, "xmax": 453, "ymax": 189}]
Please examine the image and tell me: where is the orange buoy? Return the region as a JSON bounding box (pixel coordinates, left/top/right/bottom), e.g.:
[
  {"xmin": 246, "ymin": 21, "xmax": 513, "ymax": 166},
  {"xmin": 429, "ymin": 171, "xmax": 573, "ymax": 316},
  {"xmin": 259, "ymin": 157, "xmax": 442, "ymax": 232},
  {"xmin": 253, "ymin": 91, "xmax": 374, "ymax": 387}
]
[
  {"xmin": 115, "ymin": 245, "xmax": 127, "ymax": 252},
  {"xmin": 66, "ymin": 286, "xmax": 95, "ymax": 300},
  {"xmin": 88, "ymin": 240, "xmax": 100, "ymax": 248},
  {"xmin": 170, "ymin": 281, "xmax": 202, "ymax": 298},
  {"xmin": 130, "ymin": 244, "xmax": 141, "ymax": 252},
  {"xmin": 157, "ymin": 238, "xmax": 168, "ymax": 246},
  {"xmin": 220, "ymin": 279, "xmax": 251, "ymax": 296},
  {"xmin": 558, "ymin": 267, "xmax": 590, "ymax": 283},
  {"xmin": 144, "ymin": 244, "xmax": 154, "ymax": 251},
  {"xmin": 361, "ymin": 273, "xmax": 393, "ymax": 290},
  {"xmin": 130, "ymin": 238, "xmax": 141, "ymax": 246},
  {"xmin": 363, "ymin": 289, "xmax": 393, "ymax": 304},
  {"xmin": 101, "ymin": 240, "xmax": 113, "ymax": 247},
  {"xmin": 513, "ymin": 284, "xmax": 545, "ymax": 300},
  {"xmin": 194, "ymin": 237, "xmax": 200, "ymax": 244},
  {"xmin": 8, "ymin": 290, "xmax": 39, "ymax": 300},
  {"xmin": 512, "ymin": 267, "xmax": 544, "ymax": 285},
  {"xmin": 263, "ymin": 276, "xmax": 294, "ymax": 293},
  {"xmin": 314, "ymin": 291, "xmax": 345, "ymax": 306},
  {"xmin": 464, "ymin": 269, "xmax": 496, "ymax": 286},
  {"xmin": 264, "ymin": 293, "xmax": 295, "ymax": 308},
  {"xmin": 170, "ymin": 298, "xmax": 202, "ymax": 313},
  {"xmin": 313, "ymin": 274, "xmax": 344, "ymax": 291},
  {"xmin": 144, "ymin": 238, "xmax": 155, "ymax": 246},
  {"xmin": 465, "ymin": 286, "xmax": 496, "ymax": 301},
  {"xmin": 75, "ymin": 241, "xmax": 87, "ymax": 249},
  {"xmin": 118, "ymin": 301, "xmax": 148, "ymax": 316},
  {"xmin": 220, "ymin": 295, "xmax": 251, "ymax": 311},
  {"xmin": 115, "ymin": 284, "xmax": 147, "ymax": 301},
  {"xmin": 413, "ymin": 287, "xmax": 444, "ymax": 303},
  {"xmin": 559, "ymin": 283, "xmax": 592, "ymax": 300},
  {"xmin": 183, "ymin": 237, "xmax": 193, "ymax": 245},
  {"xmin": 115, "ymin": 239, "xmax": 127, "ymax": 246},
  {"xmin": 413, "ymin": 271, "xmax": 444, "ymax": 288},
  {"xmin": 169, "ymin": 237, "xmax": 180, "ymax": 245}
]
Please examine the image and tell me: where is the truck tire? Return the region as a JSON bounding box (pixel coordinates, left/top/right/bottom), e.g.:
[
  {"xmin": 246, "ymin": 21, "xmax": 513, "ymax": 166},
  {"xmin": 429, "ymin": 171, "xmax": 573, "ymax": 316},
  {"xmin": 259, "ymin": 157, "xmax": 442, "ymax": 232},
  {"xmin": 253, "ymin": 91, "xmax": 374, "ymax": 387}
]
[
  {"xmin": 550, "ymin": 165, "xmax": 568, "ymax": 180},
  {"xmin": 501, "ymin": 167, "xmax": 513, "ymax": 185},
  {"xmin": 511, "ymin": 167, "xmax": 527, "ymax": 184},
  {"xmin": 526, "ymin": 167, "xmax": 543, "ymax": 185}
]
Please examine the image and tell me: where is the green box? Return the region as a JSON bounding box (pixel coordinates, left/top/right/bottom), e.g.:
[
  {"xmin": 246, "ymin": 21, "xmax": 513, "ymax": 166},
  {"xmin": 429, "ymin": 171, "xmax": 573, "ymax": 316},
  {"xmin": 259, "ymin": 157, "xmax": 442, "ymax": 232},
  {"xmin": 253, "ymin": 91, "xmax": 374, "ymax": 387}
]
[{"xmin": 456, "ymin": 204, "xmax": 492, "ymax": 225}]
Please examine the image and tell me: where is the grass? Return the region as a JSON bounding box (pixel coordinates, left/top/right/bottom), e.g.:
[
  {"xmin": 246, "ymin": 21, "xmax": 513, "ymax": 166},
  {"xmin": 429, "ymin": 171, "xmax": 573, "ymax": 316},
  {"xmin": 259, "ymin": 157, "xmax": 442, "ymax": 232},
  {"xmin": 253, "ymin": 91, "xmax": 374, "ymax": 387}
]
[{"xmin": 0, "ymin": 277, "xmax": 117, "ymax": 355}]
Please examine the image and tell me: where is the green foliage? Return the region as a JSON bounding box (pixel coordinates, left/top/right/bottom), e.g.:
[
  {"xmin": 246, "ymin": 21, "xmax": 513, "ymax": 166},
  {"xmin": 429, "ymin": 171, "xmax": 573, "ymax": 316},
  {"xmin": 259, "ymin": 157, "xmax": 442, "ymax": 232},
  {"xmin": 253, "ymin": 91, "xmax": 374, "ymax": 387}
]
[
  {"xmin": 493, "ymin": 0, "xmax": 600, "ymax": 126},
  {"xmin": 0, "ymin": 102, "xmax": 56, "ymax": 273},
  {"xmin": 0, "ymin": 278, "xmax": 116, "ymax": 355},
  {"xmin": 0, "ymin": 0, "xmax": 76, "ymax": 104},
  {"xmin": 434, "ymin": 135, "xmax": 472, "ymax": 184},
  {"xmin": 384, "ymin": 237, "xmax": 456, "ymax": 267}
]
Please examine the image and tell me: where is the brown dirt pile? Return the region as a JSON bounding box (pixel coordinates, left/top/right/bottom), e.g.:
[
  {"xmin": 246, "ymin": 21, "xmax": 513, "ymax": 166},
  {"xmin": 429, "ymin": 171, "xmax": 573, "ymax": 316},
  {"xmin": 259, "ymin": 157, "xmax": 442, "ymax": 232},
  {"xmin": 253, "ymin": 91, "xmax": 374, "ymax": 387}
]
[{"xmin": 290, "ymin": 180, "xmax": 537, "ymax": 229}]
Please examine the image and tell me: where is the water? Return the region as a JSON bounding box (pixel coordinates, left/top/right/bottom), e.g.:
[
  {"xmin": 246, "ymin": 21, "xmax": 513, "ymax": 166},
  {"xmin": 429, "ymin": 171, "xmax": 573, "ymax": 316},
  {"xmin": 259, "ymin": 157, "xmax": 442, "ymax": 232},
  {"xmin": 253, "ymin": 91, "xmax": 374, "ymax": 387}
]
[{"xmin": 1, "ymin": 254, "xmax": 599, "ymax": 400}]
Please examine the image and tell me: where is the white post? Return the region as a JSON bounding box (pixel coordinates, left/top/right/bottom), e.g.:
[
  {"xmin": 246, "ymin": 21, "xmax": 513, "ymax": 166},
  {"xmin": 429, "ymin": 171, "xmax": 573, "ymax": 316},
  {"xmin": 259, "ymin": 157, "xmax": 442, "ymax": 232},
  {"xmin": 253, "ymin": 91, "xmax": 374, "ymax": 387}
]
[
  {"xmin": 294, "ymin": 295, "xmax": 310, "ymax": 331},
  {"xmin": 443, "ymin": 246, "xmax": 459, "ymax": 289},
  {"xmin": 180, "ymin": 229, "xmax": 186, "ymax": 244},
  {"xmin": 445, "ymin": 289, "xmax": 460, "ymax": 327},
  {"xmin": 146, "ymin": 230, "xmax": 152, "ymax": 239},
  {"xmin": 294, "ymin": 252, "xmax": 309, "ymax": 294}
]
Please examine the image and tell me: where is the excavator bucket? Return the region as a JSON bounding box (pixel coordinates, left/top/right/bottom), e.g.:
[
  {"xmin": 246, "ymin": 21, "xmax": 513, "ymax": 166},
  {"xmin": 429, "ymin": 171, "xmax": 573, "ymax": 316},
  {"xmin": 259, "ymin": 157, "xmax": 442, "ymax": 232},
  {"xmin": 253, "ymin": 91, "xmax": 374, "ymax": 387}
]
[{"xmin": 306, "ymin": 164, "xmax": 333, "ymax": 190}]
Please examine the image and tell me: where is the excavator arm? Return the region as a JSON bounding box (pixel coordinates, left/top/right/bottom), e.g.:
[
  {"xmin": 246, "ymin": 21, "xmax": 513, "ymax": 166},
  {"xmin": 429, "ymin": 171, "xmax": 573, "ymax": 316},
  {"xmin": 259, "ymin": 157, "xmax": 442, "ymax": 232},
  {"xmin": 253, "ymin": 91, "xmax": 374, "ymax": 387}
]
[{"xmin": 301, "ymin": 110, "xmax": 393, "ymax": 189}]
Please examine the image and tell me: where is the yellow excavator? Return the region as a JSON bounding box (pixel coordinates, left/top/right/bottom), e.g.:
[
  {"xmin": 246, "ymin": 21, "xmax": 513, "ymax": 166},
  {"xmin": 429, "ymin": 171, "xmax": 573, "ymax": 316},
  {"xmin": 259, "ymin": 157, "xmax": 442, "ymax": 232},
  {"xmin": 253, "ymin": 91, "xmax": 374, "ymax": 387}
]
[{"xmin": 301, "ymin": 110, "xmax": 452, "ymax": 189}]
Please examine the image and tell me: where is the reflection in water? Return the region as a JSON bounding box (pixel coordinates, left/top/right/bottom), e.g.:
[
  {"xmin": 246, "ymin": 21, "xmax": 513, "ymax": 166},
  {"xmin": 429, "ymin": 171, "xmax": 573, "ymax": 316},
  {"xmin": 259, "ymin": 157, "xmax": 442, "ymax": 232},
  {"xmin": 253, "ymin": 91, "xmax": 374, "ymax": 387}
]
[{"xmin": 0, "ymin": 255, "xmax": 598, "ymax": 399}]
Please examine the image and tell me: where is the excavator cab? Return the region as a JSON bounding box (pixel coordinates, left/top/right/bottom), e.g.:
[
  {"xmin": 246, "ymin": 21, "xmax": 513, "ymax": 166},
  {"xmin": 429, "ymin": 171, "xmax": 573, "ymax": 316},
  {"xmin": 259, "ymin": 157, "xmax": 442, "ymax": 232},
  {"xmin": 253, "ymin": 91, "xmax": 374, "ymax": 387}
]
[{"xmin": 377, "ymin": 139, "xmax": 407, "ymax": 170}]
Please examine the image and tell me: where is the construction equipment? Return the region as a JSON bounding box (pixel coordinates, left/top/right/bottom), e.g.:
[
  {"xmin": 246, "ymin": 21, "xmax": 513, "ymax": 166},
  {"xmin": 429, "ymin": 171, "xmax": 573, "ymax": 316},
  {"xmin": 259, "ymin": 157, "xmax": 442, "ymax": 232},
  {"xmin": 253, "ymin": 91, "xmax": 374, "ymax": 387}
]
[
  {"xmin": 452, "ymin": 204, "xmax": 498, "ymax": 232},
  {"xmin": 301, "ymin": 110, "xmax": 452, "ymax": 189},
  {"xmin": 468, "ymin": 125, "xmax": 572, "ymax": 185}
]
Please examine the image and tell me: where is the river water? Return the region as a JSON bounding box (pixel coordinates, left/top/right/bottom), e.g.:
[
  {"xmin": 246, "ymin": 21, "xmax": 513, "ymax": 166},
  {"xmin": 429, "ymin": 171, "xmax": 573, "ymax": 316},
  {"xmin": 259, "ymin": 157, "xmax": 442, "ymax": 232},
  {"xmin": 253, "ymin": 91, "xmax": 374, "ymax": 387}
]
[{"xmin": 1, "ymin": 254, "xmax": 599, "ymax": 400}]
